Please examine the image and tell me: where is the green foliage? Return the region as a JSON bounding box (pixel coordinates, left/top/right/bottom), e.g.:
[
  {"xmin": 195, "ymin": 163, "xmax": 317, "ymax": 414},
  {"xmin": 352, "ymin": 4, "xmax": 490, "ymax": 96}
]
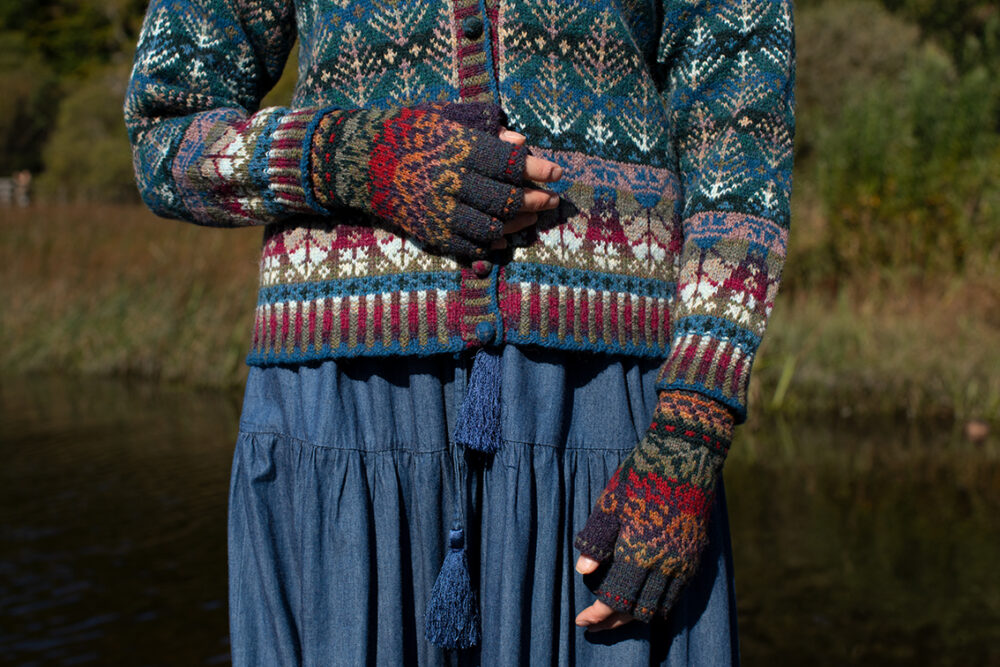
[
  {"xmin": 879, "ymin": 0, "xmax": 1000, "ymax": 73},
  {"xmin": 813, "ymin": 46, "xmax": 999, "ymax": 279},
  {"xmin": 0, "ymin": 32, "xmax": 59, "ymax": 173},
  {"xmin": 0, "ymin": 0, "xmax": 146, "ymax": 75},
  {"xmin": 794, "ymin": 2, "xmax": 920, "ymax": 159},
  {"xmin": 36, "ymin": 64, "xmax": 138, "ymax": 202},
  {"xmin": 261, "ymin": 41, "xmax": 299, "ymax": 108},
  {"xmin": 788, "ymin": 1, "xmax": 1000, "ymax": 289}
]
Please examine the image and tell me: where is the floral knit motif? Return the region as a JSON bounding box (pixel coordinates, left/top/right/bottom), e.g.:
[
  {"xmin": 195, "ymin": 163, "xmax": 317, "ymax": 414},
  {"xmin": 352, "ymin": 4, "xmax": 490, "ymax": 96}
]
[
  {"xmin": 309, "ymin": 102, "xmax": 528, "ymax": 258},
  {"xmin": 574, "ymin": 389, "xmax": 734, "ymax": 620},
  {"xmin": 123, "ymin": 0, "xmax": 796, "ymax": 422}
]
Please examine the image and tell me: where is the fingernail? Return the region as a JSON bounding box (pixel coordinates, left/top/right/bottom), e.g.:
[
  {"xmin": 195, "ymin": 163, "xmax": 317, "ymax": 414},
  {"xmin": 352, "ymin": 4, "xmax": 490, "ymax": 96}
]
[
  {"xmin": 552, "ymin": 165, "xmax": 563, "ymax": 180},
  {"xmin": 501, "ymin": 130, "xmax": 526, "ymax": 141},
  {"xmin": 548, "ymin": 193, "xmax": 560, "ymax": 207}
]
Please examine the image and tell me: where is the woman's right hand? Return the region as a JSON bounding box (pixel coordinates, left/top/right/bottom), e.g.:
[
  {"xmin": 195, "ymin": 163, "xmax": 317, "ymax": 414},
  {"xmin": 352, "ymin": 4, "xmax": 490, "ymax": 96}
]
[{"xmin": 309, "ymin": 103, "xmax": 563, "ymax": 259}]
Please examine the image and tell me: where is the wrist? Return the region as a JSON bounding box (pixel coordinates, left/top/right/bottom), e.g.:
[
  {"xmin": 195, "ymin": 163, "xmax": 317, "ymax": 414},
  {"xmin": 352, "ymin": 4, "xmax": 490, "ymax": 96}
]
[
  {"xmin": 308, "ymin": 106, "xmax": 386, "ymax": 212},
  {"xmin": 650, "ymin": 389, "xmax": 734, "ymax": 457}
]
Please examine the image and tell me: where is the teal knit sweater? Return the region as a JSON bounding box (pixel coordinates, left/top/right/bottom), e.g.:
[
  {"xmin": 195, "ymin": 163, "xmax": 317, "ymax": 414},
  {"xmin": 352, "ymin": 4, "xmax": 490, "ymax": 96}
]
[{"xmin": 124, "ymin": 0, "xmax": 795, "ymax": 423}]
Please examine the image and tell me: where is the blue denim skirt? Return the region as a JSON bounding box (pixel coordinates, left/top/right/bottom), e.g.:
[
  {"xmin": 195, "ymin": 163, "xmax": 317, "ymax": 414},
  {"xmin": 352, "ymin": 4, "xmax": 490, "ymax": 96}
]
[{"xmin": 228, "ymin": 346, "xmax": 739, "ymax": 666}]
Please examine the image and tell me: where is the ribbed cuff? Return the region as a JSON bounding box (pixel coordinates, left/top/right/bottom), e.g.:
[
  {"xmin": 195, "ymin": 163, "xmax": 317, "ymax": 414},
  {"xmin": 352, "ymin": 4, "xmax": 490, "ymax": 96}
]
[
  {"xmin": 267, "ymin": 106, "xmax": 342, "ymax": 217},
  {"xmin": 656, "ymin": 329, "xmax": 756, "ymax": 423}
]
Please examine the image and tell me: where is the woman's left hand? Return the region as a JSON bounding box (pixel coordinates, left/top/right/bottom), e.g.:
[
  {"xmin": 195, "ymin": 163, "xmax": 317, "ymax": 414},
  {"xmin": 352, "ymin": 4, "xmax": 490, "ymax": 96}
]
[{"xmin": 573, "ymin": 556, "xmax": 636, "ymax": 631}]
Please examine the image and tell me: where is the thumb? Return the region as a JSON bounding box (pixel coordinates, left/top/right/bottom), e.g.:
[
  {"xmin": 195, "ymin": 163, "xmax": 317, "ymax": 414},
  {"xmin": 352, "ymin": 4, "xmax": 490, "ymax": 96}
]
[
  {"xmin": 575, "ymin": 555, "xmax": 601, "ymax": 575},
  {"xmin": 499, "ymin": 126, "xmax": 526, "ymax": 145}
]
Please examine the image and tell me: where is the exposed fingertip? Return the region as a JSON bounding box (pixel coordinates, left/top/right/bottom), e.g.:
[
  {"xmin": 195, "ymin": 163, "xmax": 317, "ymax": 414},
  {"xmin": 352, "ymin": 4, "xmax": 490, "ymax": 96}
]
[
  {"xmin": 551, "ymin": 164, "xmax": 563, "ymax": 180},
  {"xmin": 576, "ymin": 555, "xmax": 600, "ymax": 574}
]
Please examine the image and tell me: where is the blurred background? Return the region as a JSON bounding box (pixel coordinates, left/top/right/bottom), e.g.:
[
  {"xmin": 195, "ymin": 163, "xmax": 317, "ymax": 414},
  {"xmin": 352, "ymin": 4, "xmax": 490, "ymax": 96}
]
[{"xmin": 2, "ymin": 0, "xmax": 998, "ymax": 665}]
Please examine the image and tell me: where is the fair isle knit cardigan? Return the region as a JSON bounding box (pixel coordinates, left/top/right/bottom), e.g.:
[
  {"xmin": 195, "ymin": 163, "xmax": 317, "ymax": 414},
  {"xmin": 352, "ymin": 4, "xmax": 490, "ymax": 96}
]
[{"xmin": 124, "ymin": 0, "xmax": 795, "ymax": 423}]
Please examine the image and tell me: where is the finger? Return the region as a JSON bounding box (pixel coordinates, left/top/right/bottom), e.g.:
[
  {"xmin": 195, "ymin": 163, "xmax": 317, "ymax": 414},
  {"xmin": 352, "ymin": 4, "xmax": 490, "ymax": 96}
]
[
  {"xmin": 457, "ymin": 172, "xmax": 524, "ymax": 219},
  {"xmin": 449, "ymin": 202, "xmax": 503, "ymax": 245},
  {"xmin": 586, "ymin": 611, "xmax": 635, "ymax": 633},
  {"xmin": 464, "ymin": 135, "xmax": 528, "ymax": 184},
  {"xmin": 575, "ymin": 599, "xmax": 613, "ymax": 627},
  {"xmin": 490, "ymin": 238, "xmax": 508, "ymax": 250},
  {"xmin": 439, "ymin": 233, "xmax": 489, "ymax": 260},
  {"xmin": 502, "ymin": 212, "xmax": 537, "ymax": 236},
  {"xmin": 499, "ymin": 127, "xmax": 526, "ymax": 145},
  {"xmin": 636, "ymin": 571, "xmax": 671, "ymax": 622},
  {"xmin": 520, "ymin": 188, "xmax": 559, "ymax": 213},
  {"xmin": 575, "ymin": 555, "xmax": 600, "ymax": 575},
  {"xmin": 574, "ymin": 505, "xmax": 621, "ymax": 563},
  {"xmin": 525, "ymin": 155, "xmax": 563, "ymax": 183}
]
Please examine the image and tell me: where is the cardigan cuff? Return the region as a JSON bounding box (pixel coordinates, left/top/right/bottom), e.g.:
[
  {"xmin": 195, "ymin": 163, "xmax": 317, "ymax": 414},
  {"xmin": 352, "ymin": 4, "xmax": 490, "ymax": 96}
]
[
  {"xmin": 266, "ymin": 107, "xmax": 339, "ymax": 217},
  {"xmin": 655, "ymin": 324, "xmax": 757, "ymax": 424}
]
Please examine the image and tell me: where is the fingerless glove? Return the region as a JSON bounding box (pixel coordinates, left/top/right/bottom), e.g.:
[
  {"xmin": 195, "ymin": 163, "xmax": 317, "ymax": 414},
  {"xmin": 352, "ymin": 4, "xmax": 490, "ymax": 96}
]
[
  {"xmin": 574, "ymin": 389, "xmax": 734, "ymax": 621},
  {"xmin": 309, "ymin": 101, "xmax": 528, "ymax": 259}
]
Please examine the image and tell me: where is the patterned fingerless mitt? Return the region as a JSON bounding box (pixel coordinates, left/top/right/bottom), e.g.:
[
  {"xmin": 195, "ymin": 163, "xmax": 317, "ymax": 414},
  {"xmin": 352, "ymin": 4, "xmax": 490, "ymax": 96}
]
[
  {"xmin": 308, "ymin": 101, "xmax": 528, "ymax": 259},
  {"xmin": 574, "ymin": 390, "xmax": 735, "ymax": 621}
]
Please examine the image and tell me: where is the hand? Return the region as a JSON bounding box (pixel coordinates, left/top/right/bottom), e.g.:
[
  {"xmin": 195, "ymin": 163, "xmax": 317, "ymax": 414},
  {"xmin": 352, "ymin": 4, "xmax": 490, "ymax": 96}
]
[
  {"xmin": 573, "ymin": 390, "xmax": 734, "ymax": 622},
  {"xmin": 574, "ymin": 555, "xmax": 636, "ymax": 631},
  {"xmin": 309, "ymin": 102, "xmax": 562, "ymax": 259},
  {"xmin": 491, "ymin": 127, "xmax": 562, "ymax": 250}
]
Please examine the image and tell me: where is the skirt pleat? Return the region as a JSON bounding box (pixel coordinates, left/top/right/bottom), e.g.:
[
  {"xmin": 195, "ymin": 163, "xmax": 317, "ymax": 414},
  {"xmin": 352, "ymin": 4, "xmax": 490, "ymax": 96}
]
[{"xmin": 228, "ymin": 346, "xmax": 738, "ymax": 666}]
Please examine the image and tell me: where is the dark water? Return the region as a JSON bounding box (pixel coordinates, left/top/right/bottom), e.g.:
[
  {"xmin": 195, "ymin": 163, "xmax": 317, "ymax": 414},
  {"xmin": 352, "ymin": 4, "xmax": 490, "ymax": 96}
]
[{"xmin": 2, "ymin": 376, "xmax": 998, "ymax": 666}]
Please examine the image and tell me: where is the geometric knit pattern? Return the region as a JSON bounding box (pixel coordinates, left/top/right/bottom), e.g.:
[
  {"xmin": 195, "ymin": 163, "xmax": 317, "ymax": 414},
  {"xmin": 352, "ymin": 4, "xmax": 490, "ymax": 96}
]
[
  {"xmin": 310, "ymin": 103, "xmax": 527, "ymax": 259},
  {"xmin": 124, "ymin": 0, "xmax": 796, "ymax": 423},
  {"xmin": 652, "ymin": 1, "xmax": 796, "ymax": 420},
  {"xmin": 574, "ymin": 389, "xmax": 734, "ymax": 621}
]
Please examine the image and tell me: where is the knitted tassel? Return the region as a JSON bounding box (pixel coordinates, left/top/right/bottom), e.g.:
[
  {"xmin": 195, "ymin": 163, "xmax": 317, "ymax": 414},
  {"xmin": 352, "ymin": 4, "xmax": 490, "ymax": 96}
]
[
  {"xmin": 454, "ymin": 347, "xmax": 502, "ymax": 453},
  {"xmin": 424, "ymin": 528, "xmax": 481, "ymax": 649}
]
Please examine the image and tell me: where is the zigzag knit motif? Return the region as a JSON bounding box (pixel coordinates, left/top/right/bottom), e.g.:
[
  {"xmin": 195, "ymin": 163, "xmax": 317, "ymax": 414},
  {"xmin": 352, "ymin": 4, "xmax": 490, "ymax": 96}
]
[
  {"xmin": 124, "ymin": 0, "xmax": 796, "ymax": 421},
  {"xmin": 574, "ymin": 389, "xmax": 734, "ymax": 620}
]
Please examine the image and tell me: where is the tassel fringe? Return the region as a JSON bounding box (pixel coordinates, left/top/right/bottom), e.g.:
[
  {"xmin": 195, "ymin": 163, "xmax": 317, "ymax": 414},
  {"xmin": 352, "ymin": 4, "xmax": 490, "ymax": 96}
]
[
  {"xmin": 424, "ymin": 528, "xmax": 481, "ymax": 649},
  {"xmin": 454, "ymin": 347, "xmax": 502, "ymax": 453}
]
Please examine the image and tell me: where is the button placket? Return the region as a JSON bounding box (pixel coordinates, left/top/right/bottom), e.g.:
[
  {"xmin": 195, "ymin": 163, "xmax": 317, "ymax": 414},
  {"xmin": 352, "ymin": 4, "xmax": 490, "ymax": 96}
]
[
  {"xmin": 462, "ymin": 15, "xmax": 484, "ymax": 40},
  {"xmin": 454, "ymin": 0, "xmax": 491, "ymax": 102}
]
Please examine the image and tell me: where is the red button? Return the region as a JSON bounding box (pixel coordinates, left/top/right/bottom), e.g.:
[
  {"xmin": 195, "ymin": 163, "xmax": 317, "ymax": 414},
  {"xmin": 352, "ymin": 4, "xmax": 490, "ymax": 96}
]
[{"xmin": 472, "ymin": 260, "xmax": 492, "ymax": 277}]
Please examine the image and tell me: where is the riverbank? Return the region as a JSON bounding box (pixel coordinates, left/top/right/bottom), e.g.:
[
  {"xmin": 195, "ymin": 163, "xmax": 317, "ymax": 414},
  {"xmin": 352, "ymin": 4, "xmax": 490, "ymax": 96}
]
[{"xmin": 3, "ymin": 204, "xmax": 998, "ymax": 423}]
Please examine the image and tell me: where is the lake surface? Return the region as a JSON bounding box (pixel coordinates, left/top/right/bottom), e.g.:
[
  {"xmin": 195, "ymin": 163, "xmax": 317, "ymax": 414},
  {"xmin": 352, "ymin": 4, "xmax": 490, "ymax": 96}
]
[{"xmin": 2, "ymin": 376, "xmax": 998, "ymax": 666}]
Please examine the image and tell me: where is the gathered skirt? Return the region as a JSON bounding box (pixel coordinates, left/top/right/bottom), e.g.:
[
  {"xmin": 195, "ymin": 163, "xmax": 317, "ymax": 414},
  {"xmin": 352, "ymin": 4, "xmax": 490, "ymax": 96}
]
[{"xmin": 228, "ymin": 346, "xmax": 739, "ymax": 666}]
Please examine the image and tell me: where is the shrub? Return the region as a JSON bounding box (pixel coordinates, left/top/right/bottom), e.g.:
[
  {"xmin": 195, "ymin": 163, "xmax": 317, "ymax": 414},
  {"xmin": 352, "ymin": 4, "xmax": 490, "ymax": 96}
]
[
  {"xmin": 36, "ymin": 63, "xmax": 138, "ymax": 203},
  {"xmin": 813, "ymin": 44, "xmax": 999, "ymax": 280},
  {"xmin": 787, "ymin": 1, "xmax": 1000, "ymax": 289},
  {"xmin": 0, "ymin": 32, "xmax": 59, "ymax": 173}
]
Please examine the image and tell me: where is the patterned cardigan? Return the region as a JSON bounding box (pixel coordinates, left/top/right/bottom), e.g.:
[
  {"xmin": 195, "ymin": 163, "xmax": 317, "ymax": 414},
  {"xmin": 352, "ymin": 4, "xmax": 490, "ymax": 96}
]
[{"xmin": 124, "ymin": 0, "xmax": 795, "ymax": 422}]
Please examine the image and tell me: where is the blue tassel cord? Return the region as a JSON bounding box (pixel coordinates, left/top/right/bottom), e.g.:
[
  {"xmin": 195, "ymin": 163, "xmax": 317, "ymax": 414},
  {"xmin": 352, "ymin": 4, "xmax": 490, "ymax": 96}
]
[
  {"xmin": 425, "ymin": 346, "xmax": 502, "ymax": 649},
  {"xmin": 454, "ymin": 347, "xmax": 503, "ymax": 453},
  {"xmin": 424, "ymin": 528, "xmax": 481, "ymax": 649}
]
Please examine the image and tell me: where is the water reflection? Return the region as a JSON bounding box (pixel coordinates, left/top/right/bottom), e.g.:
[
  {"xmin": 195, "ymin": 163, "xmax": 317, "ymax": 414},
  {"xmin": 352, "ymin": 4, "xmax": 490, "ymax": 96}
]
[
  {"xmin": 1, "ymin": 376, "xmax": 240, "ymax": 666},
  {"xmin": 729, "ymin": 416, "xmax": 1000, "ymax": 666},
  {"xmin": 1, "ymin": 377, "xmax": 997, "ymax": 665}
]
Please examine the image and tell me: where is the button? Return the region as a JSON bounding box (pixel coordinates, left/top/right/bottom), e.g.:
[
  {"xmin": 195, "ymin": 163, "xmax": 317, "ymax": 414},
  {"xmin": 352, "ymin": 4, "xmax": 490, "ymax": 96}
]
[
  {"xmin": 462, "ymin": 15, "xmax": 484, "ymax": 40},
  {"xmin": 471, "ymin": 260, "xmax": 493, "ymax": 277},
  {"xmin": 475, "ymin": 320, "xmax": 496, "ymax": 344}
]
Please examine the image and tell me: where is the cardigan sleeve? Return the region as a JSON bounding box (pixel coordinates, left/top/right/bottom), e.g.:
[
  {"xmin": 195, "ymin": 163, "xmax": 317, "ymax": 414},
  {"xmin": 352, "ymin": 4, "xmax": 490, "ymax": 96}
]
[
  {"xmin": 654, "ymin": 0, "xmax": 796, "ymax": 422},
  {"xmin": 124, "ymin": 0, "xmax": 330, "ymax": 227}
]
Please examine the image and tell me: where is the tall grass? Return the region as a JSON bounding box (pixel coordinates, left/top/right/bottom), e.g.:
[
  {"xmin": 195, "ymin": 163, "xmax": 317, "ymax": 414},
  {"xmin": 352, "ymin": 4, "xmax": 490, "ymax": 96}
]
[
  {"xmin": 4, "ymin": 204, "xmax": 999, "ymax": 421},
  {"xmin": 749, "ymin": 285, "xmax": 1000, "ymax": 422},
  {"xmin": 2, "ymin": 204, "xmax": 260, "ymax": 387}
]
